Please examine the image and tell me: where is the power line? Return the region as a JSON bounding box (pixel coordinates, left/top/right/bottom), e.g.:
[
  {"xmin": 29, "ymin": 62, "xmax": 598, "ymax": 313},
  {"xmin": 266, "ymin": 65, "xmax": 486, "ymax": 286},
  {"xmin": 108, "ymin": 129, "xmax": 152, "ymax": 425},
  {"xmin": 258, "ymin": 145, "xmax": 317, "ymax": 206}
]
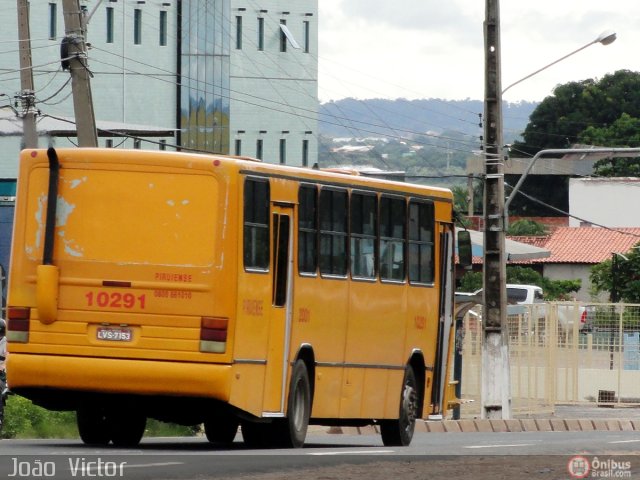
[{"xmin": 505, "ymin": 182, "xmax": 640, "ymax": 238}]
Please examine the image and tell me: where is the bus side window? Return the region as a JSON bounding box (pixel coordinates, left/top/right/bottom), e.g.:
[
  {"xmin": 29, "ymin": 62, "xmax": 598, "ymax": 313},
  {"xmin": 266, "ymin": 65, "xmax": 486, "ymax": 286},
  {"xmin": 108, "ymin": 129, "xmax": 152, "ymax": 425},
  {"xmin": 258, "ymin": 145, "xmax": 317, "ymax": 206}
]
[
  {"xmin": 298, "ymin": 184, "xmax": 318, "ymax": 274},
  {"xmin": 319, "ymin": 188, "xmax": 348, "ymax": 277},
  {"xmin": 408, "ymin": 200, "xmax": 434, "ymax": 284},
  {"xmin": 243, "ymin": 178, "xmax": 270, "ymax": 270},
  {"xmin": 379, "ymin": 195, "xmax": 405, "ymax": 282},
  {"xmin": 350, "ymin": 192, "xmax": 377, "ymax": 279}
]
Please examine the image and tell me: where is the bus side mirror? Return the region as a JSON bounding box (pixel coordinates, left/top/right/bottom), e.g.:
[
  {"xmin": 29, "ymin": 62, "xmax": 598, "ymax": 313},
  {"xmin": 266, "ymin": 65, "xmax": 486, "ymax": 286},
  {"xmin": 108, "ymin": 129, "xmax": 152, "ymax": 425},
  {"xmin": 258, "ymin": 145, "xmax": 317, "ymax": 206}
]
[{"xmin": 457, "ymin": 230, "xmax": 472, "ymax": 268}]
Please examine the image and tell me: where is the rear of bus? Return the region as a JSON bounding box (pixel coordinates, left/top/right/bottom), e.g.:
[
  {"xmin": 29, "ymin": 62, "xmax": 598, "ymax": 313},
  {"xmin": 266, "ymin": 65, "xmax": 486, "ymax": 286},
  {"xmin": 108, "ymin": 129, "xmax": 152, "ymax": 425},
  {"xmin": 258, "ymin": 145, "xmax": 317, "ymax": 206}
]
[{"xmin": 6, "ymin": 148, "xmax": 238, "ymax": 443}]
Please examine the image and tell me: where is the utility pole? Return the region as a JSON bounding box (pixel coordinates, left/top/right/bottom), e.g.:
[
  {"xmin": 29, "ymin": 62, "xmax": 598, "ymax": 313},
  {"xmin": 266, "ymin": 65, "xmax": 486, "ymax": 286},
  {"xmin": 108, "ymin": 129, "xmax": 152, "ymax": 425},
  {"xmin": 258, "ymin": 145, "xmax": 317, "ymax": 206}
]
[
  {"xmin": 62, "ymin": 0, "xmax": 98, "ymax": 147},
  {"xmin": 482, "ymin": 0, "xmax": 510, "ymax": 419},
  {"xmin": 467, "ymin": 174, "xmax": 474, "ymax": 217},
  {"xmin": 17, "ymin": 0, "xmax": 38, "ymax": 149}
]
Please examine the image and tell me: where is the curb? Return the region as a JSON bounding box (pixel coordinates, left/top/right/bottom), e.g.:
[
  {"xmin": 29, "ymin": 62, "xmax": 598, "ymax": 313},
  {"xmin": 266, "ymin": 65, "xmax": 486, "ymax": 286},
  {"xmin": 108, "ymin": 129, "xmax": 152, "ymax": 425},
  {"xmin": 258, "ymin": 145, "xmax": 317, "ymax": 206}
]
[{"xmin": 327, "ymin": 418, "xmax": 640, "ymax": 435}]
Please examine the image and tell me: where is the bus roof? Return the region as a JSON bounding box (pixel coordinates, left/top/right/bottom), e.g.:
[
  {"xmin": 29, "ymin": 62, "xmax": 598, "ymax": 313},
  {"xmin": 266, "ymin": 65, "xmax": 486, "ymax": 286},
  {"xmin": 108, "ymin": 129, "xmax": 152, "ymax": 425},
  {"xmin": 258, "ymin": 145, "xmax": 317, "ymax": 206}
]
[{"xmin": 23, "ymin": 148, "xmax": 453, "ymax": 202}]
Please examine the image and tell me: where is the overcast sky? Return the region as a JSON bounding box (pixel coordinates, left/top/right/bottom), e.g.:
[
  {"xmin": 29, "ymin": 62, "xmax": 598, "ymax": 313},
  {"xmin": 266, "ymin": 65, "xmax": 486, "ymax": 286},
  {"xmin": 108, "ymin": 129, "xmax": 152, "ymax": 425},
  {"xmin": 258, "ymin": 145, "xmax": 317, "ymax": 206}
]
[{"xmin": 318, "ymin": 0, "xmax": 640, "ymax": 103}]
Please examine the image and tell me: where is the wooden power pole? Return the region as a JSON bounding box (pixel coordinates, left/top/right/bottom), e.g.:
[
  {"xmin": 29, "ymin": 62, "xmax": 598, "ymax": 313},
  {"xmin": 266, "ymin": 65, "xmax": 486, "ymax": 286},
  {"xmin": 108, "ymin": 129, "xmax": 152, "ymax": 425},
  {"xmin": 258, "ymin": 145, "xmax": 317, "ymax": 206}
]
[
  {"xmin": 482, "ymin": 0, "xmax": 511, "ymax": 419},
  {"xmin": 62, "ymin": 0, "xmax": 98, "ymax": 147},
  {"xmin": 17, "ymin": 0, "xmax": 38, "ymax": 149}
]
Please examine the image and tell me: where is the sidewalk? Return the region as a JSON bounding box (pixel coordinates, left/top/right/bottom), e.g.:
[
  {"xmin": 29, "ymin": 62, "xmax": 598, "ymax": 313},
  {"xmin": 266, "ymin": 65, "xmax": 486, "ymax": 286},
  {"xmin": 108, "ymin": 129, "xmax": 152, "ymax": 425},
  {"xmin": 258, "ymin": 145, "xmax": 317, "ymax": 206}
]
[{"xmin": 325, "ymin": 404, "xmax": 640, "ymax": 435}]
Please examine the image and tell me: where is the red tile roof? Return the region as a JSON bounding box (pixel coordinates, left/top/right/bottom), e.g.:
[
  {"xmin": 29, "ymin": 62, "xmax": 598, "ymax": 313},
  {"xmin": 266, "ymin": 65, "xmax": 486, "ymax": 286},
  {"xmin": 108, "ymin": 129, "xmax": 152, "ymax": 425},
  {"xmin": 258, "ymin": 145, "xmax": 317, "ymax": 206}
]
[
  {"xmin": 507, "ymin": 236, "xmax": 549, "ymax": 249},
  {"xmin": 527, "ymin": 227, "xmax": 640, "ymax": 264}
]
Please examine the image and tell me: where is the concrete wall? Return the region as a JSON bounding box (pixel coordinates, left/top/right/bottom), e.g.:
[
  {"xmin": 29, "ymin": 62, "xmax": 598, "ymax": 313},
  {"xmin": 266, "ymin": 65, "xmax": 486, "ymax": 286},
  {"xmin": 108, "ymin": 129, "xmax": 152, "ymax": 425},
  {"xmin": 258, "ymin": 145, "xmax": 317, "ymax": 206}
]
[
  {"xmin": 543, "ymin": 263, "xmax": 606, "ymax": 302},
  {"xmin": 569, "ymin": 178, "xmax": 640, "ymax": 227}
]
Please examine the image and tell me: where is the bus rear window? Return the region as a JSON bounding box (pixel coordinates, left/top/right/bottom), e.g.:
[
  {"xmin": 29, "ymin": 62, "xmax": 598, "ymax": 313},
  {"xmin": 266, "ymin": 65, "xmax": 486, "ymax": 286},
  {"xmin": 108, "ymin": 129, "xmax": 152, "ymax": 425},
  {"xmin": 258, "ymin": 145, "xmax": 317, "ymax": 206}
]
[{"xmin": 24, "ymin": 168, "xmax": 218, "ymax": 267}]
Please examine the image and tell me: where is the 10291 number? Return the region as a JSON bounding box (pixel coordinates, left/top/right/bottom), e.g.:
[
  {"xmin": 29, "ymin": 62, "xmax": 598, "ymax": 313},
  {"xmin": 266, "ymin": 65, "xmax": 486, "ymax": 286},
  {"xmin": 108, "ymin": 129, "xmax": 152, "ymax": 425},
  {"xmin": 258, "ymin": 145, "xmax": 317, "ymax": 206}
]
[{"xmin": 85, "ymin": 291, "xmax": 146, "ymax": 309}]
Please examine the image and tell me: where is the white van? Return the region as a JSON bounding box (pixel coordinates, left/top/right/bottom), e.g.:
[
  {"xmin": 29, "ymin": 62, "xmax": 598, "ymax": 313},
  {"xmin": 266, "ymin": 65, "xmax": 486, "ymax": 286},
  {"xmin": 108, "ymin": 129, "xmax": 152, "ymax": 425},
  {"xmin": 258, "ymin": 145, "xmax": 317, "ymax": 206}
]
[{"xmin": 506, "ymin": 284, "xmax": 544, "ymax": 305}]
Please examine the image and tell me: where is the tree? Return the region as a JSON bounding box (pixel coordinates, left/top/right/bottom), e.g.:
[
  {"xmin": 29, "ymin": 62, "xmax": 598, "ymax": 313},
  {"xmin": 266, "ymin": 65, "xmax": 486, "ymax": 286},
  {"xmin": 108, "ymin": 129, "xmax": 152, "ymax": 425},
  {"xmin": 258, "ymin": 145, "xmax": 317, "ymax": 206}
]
[
  {"xmin": 590, "ymin": 244, "xmax": 640, "ymax": 303},
  {"xmin": 579, "ymin": 113, "xmax": 640, "ymax": 176},
  {"xmin": 507, "ymin": 219, "xmax": 547, "ymax": 236},
  {"xmin": 457, "ymin": 266, "xmax": 580, "ymax": 300},
  {"xmin": 512, "ymin": 70, "xmax": 640, "ymax": 157}
]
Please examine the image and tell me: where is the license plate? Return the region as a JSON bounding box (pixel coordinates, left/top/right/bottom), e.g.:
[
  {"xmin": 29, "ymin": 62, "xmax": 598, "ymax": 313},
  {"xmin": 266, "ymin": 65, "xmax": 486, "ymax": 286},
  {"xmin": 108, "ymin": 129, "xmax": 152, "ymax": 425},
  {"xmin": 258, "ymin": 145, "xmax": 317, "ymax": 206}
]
[{"xmin": 96, "ymin": 327, "xmax": 132, "ymax": 342}]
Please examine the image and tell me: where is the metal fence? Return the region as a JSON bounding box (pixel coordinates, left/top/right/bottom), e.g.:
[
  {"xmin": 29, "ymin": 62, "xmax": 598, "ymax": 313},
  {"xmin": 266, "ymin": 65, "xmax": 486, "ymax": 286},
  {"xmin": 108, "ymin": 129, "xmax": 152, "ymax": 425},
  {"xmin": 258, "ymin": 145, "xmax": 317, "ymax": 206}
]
[{"xmin": 458, "ymin": 302, "xmax": 640, "ymax": 418}]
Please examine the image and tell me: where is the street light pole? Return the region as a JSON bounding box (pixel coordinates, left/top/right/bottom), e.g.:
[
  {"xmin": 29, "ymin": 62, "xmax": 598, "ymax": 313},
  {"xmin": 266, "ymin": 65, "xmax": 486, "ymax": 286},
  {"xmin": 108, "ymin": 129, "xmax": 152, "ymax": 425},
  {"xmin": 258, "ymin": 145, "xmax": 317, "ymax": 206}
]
[
  {"xmin": 482, "ymin": 0, "xmax": 510, "ymax": 420},
  {"xmin": 502, "ymin": 31, "xmax": 616, "ymax": 95},
  {"xmin": 481, "ymin": 1, "xmax": 616, "ymax": 419}
]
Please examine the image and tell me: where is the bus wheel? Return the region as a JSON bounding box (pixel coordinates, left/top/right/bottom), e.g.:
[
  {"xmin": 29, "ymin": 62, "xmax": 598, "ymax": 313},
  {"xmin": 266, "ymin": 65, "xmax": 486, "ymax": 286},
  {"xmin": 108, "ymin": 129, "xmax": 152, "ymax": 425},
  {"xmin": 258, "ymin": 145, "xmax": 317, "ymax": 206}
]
[
  {"xmin": 77, "ymin": 406, "xmax": 110, "ymax": 446},
  {"xmin": 110, "ymin": 411, "xmax": 146, "ymax": 447},
  {"xmin": 204, "ymin": 415, "xmax": 239, "ymax": 445},
  {"xmin": 380, "ymin": 367, "xmax": 418, "ymax": 447},
  {"xmin": 275, "ymin": 360, "xmax": 311, "ymax": 448}
]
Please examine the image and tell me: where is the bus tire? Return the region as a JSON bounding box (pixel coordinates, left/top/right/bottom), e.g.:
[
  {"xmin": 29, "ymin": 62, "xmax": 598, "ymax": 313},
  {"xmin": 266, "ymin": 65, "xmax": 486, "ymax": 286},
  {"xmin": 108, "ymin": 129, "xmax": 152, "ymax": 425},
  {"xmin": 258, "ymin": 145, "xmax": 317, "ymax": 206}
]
[
  {"xmin": 77, "ymin": 406, "xmax": 110, "ymax": 446},
  {"xmin": 204, "ymin": 415, "xmax": 239, "ymax": 445},
  {"xmin": 109, "ymin": 411, "xmax": 146, "ymax": 447},
  {"xmin": 380, "ymin": 367, "xmax": 418, "ymax": 447},
  {"xmin": 275, "ymin": 359, "xmax": 311, "ymax": 448}
]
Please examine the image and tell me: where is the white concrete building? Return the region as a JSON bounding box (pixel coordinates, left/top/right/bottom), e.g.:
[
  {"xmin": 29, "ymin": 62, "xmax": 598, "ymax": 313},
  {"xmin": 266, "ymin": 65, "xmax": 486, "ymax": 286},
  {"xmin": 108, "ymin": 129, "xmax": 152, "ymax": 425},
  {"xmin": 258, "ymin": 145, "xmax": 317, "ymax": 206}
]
[
  {"xmin": 229, "ymin": 0, "xmax": 318, "ymax": 166},
  {"xmin": 0, "ymin": 0, "xmax": 318, "ymax": 281},
  {"xmin": 0, "ymin": 0, "xmax": 318, "ymax": 173},
  {"xmin": 569, "ymin": 178, "xmax": 640, "ymax": 227}
]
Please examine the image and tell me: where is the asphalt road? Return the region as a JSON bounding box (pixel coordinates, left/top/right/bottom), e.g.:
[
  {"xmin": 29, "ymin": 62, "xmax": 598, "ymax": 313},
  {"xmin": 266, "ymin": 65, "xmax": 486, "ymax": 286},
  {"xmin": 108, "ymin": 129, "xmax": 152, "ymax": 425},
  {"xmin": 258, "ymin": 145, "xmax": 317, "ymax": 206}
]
[{"xmin": 1, "ymin": 430, "xmax": 639, "ymax": 480}]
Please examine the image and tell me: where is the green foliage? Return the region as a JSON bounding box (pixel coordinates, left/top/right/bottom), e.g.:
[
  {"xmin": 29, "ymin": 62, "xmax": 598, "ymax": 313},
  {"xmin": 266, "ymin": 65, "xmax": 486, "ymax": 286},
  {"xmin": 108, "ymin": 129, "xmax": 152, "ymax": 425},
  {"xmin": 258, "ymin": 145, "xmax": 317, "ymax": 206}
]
[
  {"xmin": 1, "ymin": 396, "xmax": 200, "ymax": 439},
  {"xmin": 540, "ymin": 278, "xmax": 581, "ymax": 301},
  {"xmin": 1, "ymin": 396, "xmax": 77, "ymax": 439},
  {"xmin": 590, "ymin": 244, "xmax": 640, "ymax": 303},
  {"xmin": 458, "ymin": 271, "xmax": 482, "ymax": 292},
  {"xmin": 145, "ymin": 420, "xmax": 201, "ymax": 437},
  {"xmin": 512, "ymin": 70, "xmax": 640, "ymax": 161},
  {"xmin": 579, "ymin": 113, "xmax": 640, "ymax": 176},
  {"xmin": 506, "ymin": 266, "xmax": 542, "ymax": 286},
  {"xmin": 507, "ymin": 219, "xmax": 547, "ymax": 236},
  {"xmin": 507, "ymin": 267, "xmax": 580, "ymax": 300},
  {"xmin": 458, "ymin": 267, "xmax": 581, "ymax": 301}
]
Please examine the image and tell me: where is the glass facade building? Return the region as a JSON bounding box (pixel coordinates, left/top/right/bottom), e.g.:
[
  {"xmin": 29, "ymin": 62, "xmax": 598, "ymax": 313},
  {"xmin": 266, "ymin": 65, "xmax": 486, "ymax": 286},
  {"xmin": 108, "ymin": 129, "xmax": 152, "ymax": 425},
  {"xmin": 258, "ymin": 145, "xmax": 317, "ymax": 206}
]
[{"xmin": 179, "ymin": 0, "xmax": 231, "ymax": 154}]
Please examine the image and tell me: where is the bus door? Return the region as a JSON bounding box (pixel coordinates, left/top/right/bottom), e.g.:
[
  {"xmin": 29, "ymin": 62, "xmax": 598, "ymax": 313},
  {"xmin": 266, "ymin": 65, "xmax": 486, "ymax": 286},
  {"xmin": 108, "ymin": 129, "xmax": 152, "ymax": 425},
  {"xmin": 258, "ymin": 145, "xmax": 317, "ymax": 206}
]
[
  {"xmin": 262, "ymin": 204, "xmax": 294, "ymax": 416},
  {"xmin": 431, "ymin": 225, "xmax": 454, "ymax": 415}
]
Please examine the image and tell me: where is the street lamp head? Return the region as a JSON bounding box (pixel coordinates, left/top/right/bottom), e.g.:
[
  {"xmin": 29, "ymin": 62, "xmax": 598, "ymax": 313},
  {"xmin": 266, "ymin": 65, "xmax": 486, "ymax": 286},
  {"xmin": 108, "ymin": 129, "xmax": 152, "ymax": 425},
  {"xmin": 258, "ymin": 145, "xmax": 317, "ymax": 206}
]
[{"xmin": 596, "ymin": 30, "xmax": 617, "ymax": 46}]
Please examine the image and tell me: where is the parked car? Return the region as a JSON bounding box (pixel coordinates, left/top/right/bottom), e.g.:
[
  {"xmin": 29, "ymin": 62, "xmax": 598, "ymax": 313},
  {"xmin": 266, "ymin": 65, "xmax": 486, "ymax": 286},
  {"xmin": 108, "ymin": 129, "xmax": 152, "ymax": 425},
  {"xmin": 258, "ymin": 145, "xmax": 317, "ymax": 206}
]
[
  {"xmin": 457, "ymin": 285, "xmax": 593, "ymax": 335},
  {"xmin": 555, "ymin": 303, "xmax": 595, "ymax": 334},
  {"xmin": 501, "ymin": 285, "xmax": 593, "ymax": 334}
]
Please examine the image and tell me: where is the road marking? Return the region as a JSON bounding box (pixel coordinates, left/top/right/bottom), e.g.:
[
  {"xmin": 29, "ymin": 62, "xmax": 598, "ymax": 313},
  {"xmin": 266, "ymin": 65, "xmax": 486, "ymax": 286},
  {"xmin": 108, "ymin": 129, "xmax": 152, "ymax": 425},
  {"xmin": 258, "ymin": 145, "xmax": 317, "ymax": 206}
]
[
  {"xmin": 465, "ymin": 444, "xmax": 536, "ymax": 449},
  {"xmin": 309, "ymin": 450, "xmax": 395, "ymax": 456},
  {"xmin": 609, "ymin": 439, "xmax": 640, "ymax": 444},
  {"xmin": 122, "ymin": 462, "xmax": 185, "ymax": 469}
]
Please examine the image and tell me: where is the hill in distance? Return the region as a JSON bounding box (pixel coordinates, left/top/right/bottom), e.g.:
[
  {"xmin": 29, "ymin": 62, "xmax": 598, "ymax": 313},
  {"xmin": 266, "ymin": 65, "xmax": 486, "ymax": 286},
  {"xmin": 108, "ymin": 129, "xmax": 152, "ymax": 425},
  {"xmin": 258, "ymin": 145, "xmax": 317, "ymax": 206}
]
[{"xmin": 319, "ymin": 98, "xmax": 537, "ymax": 143}]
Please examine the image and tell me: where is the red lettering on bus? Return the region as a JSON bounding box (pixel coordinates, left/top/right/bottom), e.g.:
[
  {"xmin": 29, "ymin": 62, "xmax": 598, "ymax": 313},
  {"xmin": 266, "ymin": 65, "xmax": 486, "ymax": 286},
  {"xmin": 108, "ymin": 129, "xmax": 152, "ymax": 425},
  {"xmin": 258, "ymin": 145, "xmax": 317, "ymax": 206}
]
[
  {"xmin": 243, "ymin": 299, "xmax": 263, "ymax": 316},
  {"xmin": 154, "ymin": 272, "xmax": 193, "ymax": 282},
  {"xmin": 414, "ymin": 315, "xmax": 426, "ymax": 329},
  {"xmin": 299, "ymin": 307, "xmax": 311, "ymax": 323},
  {"xmin": 85, "ymin": 291, "xmax": 146, "ymax": 310}
]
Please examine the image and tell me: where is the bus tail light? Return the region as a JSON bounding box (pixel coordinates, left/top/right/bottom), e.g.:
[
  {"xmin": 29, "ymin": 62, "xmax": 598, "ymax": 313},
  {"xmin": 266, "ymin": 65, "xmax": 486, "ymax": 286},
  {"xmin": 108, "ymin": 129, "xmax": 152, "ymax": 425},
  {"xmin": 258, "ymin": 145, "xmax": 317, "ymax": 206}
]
[
  {"xmin": 7, "ymin": 307, "xmax": 31, "ymax": 343},
  {"xmin": 200, "ymin": 317, "xmax": 228, "ymax": 353}
]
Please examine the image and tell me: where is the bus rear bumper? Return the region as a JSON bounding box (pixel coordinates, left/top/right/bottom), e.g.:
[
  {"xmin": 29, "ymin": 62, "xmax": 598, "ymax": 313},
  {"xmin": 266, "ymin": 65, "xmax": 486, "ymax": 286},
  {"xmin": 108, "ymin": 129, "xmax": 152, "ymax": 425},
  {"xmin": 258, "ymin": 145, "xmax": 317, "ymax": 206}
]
[{"xmin": 7, "ymin": 353, "xmax": 232, "ymax": 402}]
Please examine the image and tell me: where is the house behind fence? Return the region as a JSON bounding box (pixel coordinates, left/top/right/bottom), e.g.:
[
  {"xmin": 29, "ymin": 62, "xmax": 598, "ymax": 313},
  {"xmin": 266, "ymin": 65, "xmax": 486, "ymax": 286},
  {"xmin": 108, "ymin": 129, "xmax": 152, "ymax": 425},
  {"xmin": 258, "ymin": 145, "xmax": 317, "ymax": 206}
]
[{"xmin": 459, "ymin": 302, "xmax": 640, "ymax": 418}]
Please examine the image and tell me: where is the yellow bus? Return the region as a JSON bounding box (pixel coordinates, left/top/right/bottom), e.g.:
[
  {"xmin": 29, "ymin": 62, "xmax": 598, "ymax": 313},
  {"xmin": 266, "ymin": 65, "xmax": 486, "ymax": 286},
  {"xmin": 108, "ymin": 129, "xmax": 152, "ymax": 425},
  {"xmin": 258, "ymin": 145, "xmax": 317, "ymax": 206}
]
[{"xmin": 7, "ymin": 147, "xmax": 462, "ymax": 447}]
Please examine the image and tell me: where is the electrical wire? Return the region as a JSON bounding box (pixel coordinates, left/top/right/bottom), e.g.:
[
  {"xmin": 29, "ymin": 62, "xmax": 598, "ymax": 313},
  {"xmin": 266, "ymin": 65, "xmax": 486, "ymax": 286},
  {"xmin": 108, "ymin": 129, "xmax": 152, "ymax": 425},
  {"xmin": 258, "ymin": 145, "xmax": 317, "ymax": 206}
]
[{"xmin": 505, "ymin": 182, "xmax": 640, "ymax": 238}]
